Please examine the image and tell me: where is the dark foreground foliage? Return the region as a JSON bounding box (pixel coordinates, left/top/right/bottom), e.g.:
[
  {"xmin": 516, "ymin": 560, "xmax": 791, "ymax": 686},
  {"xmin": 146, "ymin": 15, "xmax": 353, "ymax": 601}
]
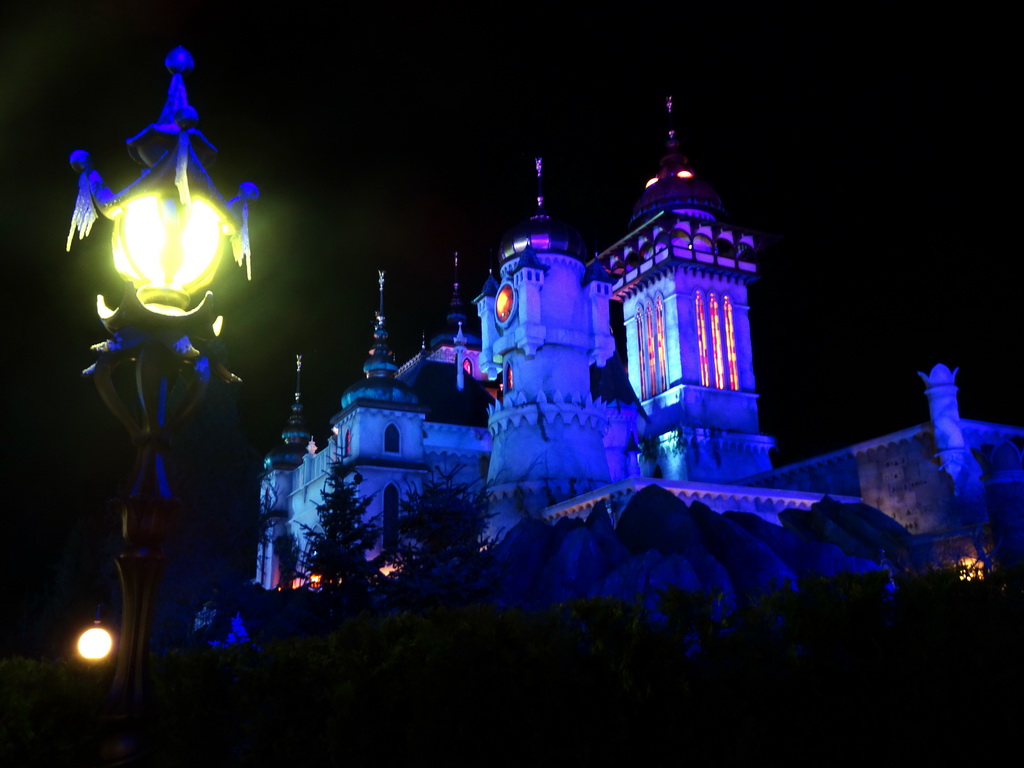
[
  {"xmin": 5, "ymin": 567, "xmax": 1024, "ymax": 766},
  {"xmin": 378, "ymin": 467, "xmax": 499, "ymax": 613}
]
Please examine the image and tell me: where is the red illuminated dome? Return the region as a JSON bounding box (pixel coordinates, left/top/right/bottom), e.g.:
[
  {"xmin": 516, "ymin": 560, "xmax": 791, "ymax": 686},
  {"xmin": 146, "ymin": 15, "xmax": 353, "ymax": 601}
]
[{"xmin": 630, "ymin": 136, "xmax": 726, "ymax": 226}]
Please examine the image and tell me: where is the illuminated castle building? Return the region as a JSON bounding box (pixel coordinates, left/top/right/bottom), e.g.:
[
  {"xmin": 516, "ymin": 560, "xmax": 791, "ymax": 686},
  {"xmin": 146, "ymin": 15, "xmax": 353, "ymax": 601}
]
[{"xmin": 256, "ymin": 111, "xmax": 1024, "ymax": 589}]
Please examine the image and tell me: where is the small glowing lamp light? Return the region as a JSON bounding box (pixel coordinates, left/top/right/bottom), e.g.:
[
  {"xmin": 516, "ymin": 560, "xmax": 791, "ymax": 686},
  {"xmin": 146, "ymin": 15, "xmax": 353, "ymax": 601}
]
[
  {"xmin": 676, "ymin": 170, "xmax": 694, "ymax": 179},
  {"xmin": 645, "ymin": 176, "xmax": 658, "ymax": 189},
  {"xmin": 78, "ymin": 626, "xmax": 113, "ymax": 660},
  {"xmin": 309, "ymin": 573, "xmax": 323, "ymax": 591},
  {"xmin": 957, "ymin": 557, "xmax": 984, "ymax": 581},
  {"xmin": 112, "ymin": 195, "xmax": 226, "ymax": 313}
]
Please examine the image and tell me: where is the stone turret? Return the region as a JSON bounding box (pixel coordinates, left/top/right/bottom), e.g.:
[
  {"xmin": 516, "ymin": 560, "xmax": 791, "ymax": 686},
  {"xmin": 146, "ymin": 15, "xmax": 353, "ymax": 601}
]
[
  {"xmin": 477, "ymin": 159, "xmax": 615, "ymax": 534},
  {"xmin": 918, "ymin": 363, "xmax": 970, "ymax": 493}
]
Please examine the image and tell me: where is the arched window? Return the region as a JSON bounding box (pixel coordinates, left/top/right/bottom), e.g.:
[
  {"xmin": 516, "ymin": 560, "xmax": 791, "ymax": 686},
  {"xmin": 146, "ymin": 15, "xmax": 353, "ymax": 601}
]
[
  {"xmin": 723, "ymin": 295, "xmax": 739, "ymax": 391},
  {"xmin": 384, "ymin": 423, "xmax": 400, "ymax": 453},
  {"xmin": 709, "ymin": 292, "xmax": 725, "ymax": 389},
  {"xmin": 694, "ymin": 291, "xmax": 710, "ymax": 387},
  {"xmin": 636, "ymin": 309, "xmax": 649, "ymax": 399},
  {"xmin": 655, "ymin": 294, "xmax": 668, "ymax": 394},
  {"xmin": 645, "ymin": 301, "xmax": 657, "ymax": 396},
  {"xmin": 343, "ymin": 429, "xmax": 352, "ymax": 457},
  {"xmin": 463, "ymin": 357, "xmax": 473, "ymax": 377},
  {"xmin": 383, "ymin": 484, "xmax": 399, "ymax": 550},
  {"xmin": 504, "ymin": 361, "xmax": 514, "ymax": 392}
]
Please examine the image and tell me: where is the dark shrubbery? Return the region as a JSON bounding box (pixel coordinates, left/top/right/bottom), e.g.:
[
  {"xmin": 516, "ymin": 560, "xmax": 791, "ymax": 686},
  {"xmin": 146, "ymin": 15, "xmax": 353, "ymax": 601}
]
[
  {"xmin": 5, "ymin": 567, "xmax": 1023, "ymax": 765},
  {"xmin": 0, "ymin": 656, "xmax": 110, "ymax": 766}
]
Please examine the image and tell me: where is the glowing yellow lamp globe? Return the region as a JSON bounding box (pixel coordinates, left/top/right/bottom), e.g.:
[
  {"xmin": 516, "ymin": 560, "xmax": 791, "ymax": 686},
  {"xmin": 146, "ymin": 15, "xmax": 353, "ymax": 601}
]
[
  {"xmin": 77, "ymin": 626, "xmax": 113, "ymax": 660},
  {"xmin": 111, "ymin": 195, "xmax": 226, "ymax": 312}
]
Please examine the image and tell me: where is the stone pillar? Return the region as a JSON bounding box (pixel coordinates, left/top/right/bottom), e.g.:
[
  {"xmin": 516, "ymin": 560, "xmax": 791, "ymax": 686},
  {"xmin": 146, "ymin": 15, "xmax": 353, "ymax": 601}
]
[{"xmin": 918, "ymin": 363, "xmax": 970, "ymax": 492}]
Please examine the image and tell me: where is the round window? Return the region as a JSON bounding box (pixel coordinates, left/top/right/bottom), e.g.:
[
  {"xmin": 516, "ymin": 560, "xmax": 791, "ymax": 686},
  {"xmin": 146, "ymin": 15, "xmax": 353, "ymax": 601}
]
[{"xmin": 495, "ymin": 284, "xmax": 515, "ymax": 323}]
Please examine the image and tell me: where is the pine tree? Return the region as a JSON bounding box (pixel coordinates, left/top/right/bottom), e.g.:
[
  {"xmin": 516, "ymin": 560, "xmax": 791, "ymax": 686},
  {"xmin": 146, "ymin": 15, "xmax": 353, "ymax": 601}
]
[
  {"xmin": 380, "ymin": 467, "xmax": 499, "ymax": 611},
  {"xmin": 303, "ymin": 465, "xmax": 380, "ymax": 616}
]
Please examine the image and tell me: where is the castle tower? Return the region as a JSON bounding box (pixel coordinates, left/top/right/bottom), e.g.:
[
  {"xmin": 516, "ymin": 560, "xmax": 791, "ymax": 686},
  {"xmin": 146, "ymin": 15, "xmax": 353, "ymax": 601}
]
[
  {"xmin": 477, "ymin": 159, "xmax": 616, "ymax": 533},
  {"xmin": 333, "ymin": 272, "xmax": 429, "ymax": 549},
  {"xmin": 918, "ymin": 363, "xmax": 971, "ymax": 491},
  {"xmin": 257, "ymin": 355, "xmax": 313, "ymax": 589},
  {"xmin": 599, "ymin": 100, "xmax": 776, "ymax": 482}
]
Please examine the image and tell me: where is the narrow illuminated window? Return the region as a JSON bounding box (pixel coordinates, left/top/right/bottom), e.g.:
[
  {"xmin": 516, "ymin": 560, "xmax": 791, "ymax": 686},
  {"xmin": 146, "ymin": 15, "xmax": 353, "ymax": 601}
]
[
  {"xmin": 383, "ymin": 484, "xmax": 399, "ymax": 550},
  {"xmin": 709, "ymin": 293, "xmax": 725, "ymax": 389},
  {"xmin": 723, "ymin": 295, "xmax": 739, "ymax": 390},
  {"xmin": 384, "ymin": 423, "xmax": 400, "ymax": 453},
  {"xmin": 463, "ymin": 357, "xmax": 473, "ymax": 377},
  {"xmin": 344, "ymin": 429, "xmax": 352, "ymax": 457},
  {"xmin": 655, "ymin": 295, "xmax": 668, "ymax": 394},
  {"xmin": 635, "ymin": 310, "xmax": 648, "ymax": 399},
  {"xmin": 645, "ymin": 302, "xmax": 657, "ymax": 397},
  {"xmin": 695, "ymin": 291, "xmax": 709, "ymax": 387}
]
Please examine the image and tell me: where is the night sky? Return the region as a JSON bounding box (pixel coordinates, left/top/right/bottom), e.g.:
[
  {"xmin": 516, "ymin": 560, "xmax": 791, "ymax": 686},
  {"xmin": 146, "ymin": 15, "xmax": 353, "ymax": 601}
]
[{"xmin": 2, "ymin": 2, "xmax": 1017, "ymax": 638}]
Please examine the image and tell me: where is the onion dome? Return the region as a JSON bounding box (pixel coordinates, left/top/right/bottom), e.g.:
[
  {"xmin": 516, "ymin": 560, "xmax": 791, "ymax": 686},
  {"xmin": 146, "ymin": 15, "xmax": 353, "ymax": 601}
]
[
  {"xmin": 630, "ymin": 98, "xmax": 726, "ymax": 227},
  {"xmin": 500, "ymin": 212, "xmax": 587, "ymax": 263},
  {"xmin": 341, "ymin": 376, "xmax": 419, "ymax": 409},
  {"xmin": 341, "ymin": 271, "xmax": 420, "ymax": 410},
  {"xmin": 500, "ymin": 157, "xmax": 587, "ymax": 264}
]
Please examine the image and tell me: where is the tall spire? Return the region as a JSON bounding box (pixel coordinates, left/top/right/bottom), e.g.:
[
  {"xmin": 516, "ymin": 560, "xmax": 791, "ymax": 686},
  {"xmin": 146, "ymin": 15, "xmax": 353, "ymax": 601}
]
[
  {"xmin": 645, "ymin": 95, "xmax": 694, "ymax": 188},
  {"xmin": 272, "ymin": 353, "xmax": 311, "ymax": 467},
  {"xmin": 364, "ymin": 270, "xmax": 398, "ymax": 379}
]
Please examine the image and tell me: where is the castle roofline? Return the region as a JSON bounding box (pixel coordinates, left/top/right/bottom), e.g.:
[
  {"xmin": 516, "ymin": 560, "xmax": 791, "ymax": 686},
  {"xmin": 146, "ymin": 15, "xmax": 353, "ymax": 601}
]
[
  {"xmin": 599, "ymin": 211, "xmax": 780, "ymax": 265},
  {"xmin": 596, "ymin": 211, "xmax": 780, "ymax": 300},
  {"xmin": 740, "ymin": 418, "xmax": 1024, "ymax": 489},
  {"xmin": 337, "ymin": 456, "xmax": 431, "ymax": 473},
  {"xmin": 330, "ymin": 394, "xmax": 429, "ymax": 425}
]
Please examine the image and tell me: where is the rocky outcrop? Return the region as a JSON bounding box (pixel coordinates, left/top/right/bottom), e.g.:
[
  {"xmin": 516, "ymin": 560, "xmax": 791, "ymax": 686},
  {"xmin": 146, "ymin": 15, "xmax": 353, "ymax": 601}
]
[{"xmin": 494, "ymin": 487, "xmax": 890, "ymax": 608}]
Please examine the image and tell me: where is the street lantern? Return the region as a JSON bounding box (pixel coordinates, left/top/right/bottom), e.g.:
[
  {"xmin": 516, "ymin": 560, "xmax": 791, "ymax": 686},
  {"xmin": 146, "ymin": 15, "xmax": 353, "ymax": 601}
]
[
  {"xmin": 67, "ymin": 46, "xmax": 257, "ymax": 765},
  {"xmin": 78, "ymin": 626, "xmax": 114, "ymax": 661}
]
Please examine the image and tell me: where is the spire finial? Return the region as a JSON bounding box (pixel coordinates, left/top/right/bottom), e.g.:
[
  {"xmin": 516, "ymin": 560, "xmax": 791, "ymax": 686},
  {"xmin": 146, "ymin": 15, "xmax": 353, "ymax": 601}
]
[
  {"xmin": 364, "ymin": 269, "xmax": 397, "ymax": 379},
  {"xmin": 451, "ymin": 251, "xmax": 461, "ymax": 302},
  {"xmin": 279, "ymin": 352, "xmax": 311, "ymax": 456},
  {"xmin": 447, "ymin": 250, "xmax": 467, "ymax": 329},
  {"xmin": 642, "ymin": 96, "xmax": 693, "ymax": 193},
  {"xmin": 535, "ymin": 156, "xmax": 544, "ymax": 211}
]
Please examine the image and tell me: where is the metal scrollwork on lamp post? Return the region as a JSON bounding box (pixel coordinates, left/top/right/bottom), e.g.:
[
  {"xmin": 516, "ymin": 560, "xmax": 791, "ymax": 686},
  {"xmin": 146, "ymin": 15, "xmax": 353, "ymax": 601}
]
[{"xmin": 67, "ymin": 46, "xmax": 257, "ymax": 765}]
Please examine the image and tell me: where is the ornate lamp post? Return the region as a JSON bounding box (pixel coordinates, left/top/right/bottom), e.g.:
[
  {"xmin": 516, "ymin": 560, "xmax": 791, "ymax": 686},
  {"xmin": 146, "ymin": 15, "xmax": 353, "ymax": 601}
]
[{"xmin": 67, "ymin": 46, "xmax": 257, "ymax": 764}]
